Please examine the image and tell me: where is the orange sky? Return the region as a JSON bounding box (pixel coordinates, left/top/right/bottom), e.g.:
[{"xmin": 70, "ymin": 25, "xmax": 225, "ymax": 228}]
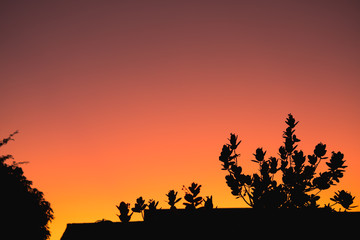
[{"xmin": 1, "ymin": 1, "xmax": 360, "ymax": 239}]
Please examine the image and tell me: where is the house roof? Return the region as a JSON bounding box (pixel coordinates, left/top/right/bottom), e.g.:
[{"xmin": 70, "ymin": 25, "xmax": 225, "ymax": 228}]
[
  {"xmin": 61, "ymin": 208, "xmax": 360, "ymax": 239},
  {"xmin": 61, "ymin": 221, "xmax": 145, "ymax": 240}
]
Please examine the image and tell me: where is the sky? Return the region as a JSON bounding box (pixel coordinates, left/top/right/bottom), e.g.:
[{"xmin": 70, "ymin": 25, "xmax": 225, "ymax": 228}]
[{"xmin": 1, "ymin": 0, "xmax": 360, "ymax": 239}]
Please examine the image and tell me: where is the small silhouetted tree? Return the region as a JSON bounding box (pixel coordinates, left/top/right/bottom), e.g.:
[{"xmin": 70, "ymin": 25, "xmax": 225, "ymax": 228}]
[
  {"xmin": 204, "ymin": 196, "xmax": 214, "ymax": 209},
  {"xmin": 117, "ymin": 197, "xmax": 159, "ymax": 222},
  {"xmin": 132, "ymin": 196, "xmax": 147, "ymax": 219},
  {"xmin": 148, "ymin": 199, "xmax": 159, "ymax": 212},
  {"xmin": 116, "ymin": 202, "xmax": 132, "ymax": 222},
  {"xmin": 0, "ymin": 131, "xmax": 54, "ymax": 240},
  {"xmin": 166, "ymin": 190, "xmax": 182, "ymax": 210},
  {"xmin": 183, "ymin": 182, "xmax": 203, "ymax": 210},
  {"xmin": 219, "ymin": 114, "xmax": 356, "ymax": 210}
]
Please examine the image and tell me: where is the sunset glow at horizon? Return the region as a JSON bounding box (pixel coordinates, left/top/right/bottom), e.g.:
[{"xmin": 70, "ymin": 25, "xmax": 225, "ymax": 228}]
[{"xmin": 1, "ymin": 1, "xmax": 360, "ymax": 239}]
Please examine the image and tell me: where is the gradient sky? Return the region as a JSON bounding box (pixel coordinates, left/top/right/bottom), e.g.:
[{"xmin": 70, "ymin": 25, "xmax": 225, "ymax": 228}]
[{"xmin": 1, "ymin": 1, "xmax": 360, "ymax": 239}]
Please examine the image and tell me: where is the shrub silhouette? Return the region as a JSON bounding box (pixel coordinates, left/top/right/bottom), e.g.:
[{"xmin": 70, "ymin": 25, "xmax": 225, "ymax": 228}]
[
  {"xmin": 148, "ymin": 199, "xmax": 159, "ymax": 211},
  {"xmin": 117, "ymin": 197, "xmax": 160, "ymax": 222},
  {"xmin": 114, "ymin": 115, "xmax": 357, "ymax": 223},
  {"xmin": 219, "ymin": 114, "xmax": 356, "ymax": 210},
  {"xmin": 166, "ymin": 190, "xmax": 182, "ymax": 210},
  {"xmin": 132, "ymin": 196, "xmax": 147, "ymax": 219},
  {"xmin": 182, "ymin": 182, "xmax": 203, "ymax": 210},
  {"xmin": 116, "ymin": 202, "xmax": 132, "ymax": 222},
  {"xmin": 117, "ymin": 184, "xmax": 211, "ymax": 221},
  {"xmin": 331, "ymin": 190, "xmax": 356, "ymax": 210},
  {"xmin": 0, "ymin": 131, "xmax": 54, "ymax": 239},
  {"xmin": 204, "ymin": 195, "xmax": 214, "ymax": 209}
]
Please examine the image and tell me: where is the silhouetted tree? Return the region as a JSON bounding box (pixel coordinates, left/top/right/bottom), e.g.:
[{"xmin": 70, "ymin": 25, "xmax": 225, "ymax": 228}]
[
  {"xmin": 148, "ymin": 199, "xmax": 159, "ymax": 212},
  {"xmin": 116, "ymin": 202, "xmax": 132, "ymax": 222},
  {"xmin": 331, "ymin": 190, "xmax": 357, "ymax": 210},
  {"xmin": 166, "ymin": 190, "xmax": 182, "ymax": 210},
  {"xmin": 132, "ymin": 196, "xmax": 147, "ymax": 219},
  {"xmin": 219, "ymin": 114, "xmax": 356, "ymax": 210},
  {"xmin": 117, "ymin": 197, "xmax": 160, "ymax": 222},
  {"xmin": 204, "ymin": 196, "xmax": 214, "ymax": 209},
  {"xmin": 183, "ymin": 182, "xmax": 203, "ymax": 210},
  {"xmin": 0, "ymin": 131, "xmax": 54, "ymax": 240}
]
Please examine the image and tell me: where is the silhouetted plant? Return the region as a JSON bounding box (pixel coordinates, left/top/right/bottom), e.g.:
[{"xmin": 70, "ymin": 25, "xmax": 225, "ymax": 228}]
[
  {"xmin": 116, "ymin": 202, "xmax": 132, "ymax": 222},
  {"xmin": 183, "ymin": 182, "xmax": 203, "ymax": 210},
  {"xmin": 219, "ymin": 114, "xmax": 356, "ymax": 210},
  {"xmin": 148, "ymin": 199, "xmax": 159, "ymax": 211},
  {"xmin": 331, "ymin": 190, "xmax": 357, "ymax": 211},
  {"xmin": 204, "ymin": 196, "xmax": 214, "ymax": 209},
  {"xmin": 132, "ymin": 196, "xmax": 147, "ymax": 219},
  {"xmin": 0, "ymin": 131, "xmax": 54, "ymax": 240},
  {"xmin": 166, "ymin": 190, "xmax": 182, "ymax": 210}
]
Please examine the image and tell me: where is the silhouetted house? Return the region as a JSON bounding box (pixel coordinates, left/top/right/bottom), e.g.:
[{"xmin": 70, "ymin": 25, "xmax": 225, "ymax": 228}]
[{"xmin": 61, "ymin": 208, "xmax": 359, "ymax": 239}]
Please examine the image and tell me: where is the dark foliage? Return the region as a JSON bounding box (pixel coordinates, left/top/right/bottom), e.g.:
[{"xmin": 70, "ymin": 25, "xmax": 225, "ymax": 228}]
[
  {"xmin": 331, "ymin": 190, "xmax": 357, "ymax": 210},
  {"xmin": 117, "ymin": 184, "xmax": 213, "ymax": 222},
  {"xmin": 132, "ymin": 196, "xmax": 147, "ymax": 213},
  {"xmin": 148, "ymin": 199, "xmax": 159, "ymax": 211},
  {"xmin": 0, "ymin": 131, "xmax": 54, "ymax": 239},
  {"xmin": 166, "ymin": 190, "xmax": 182, "ymax": 210},
  {"xmin": 204, "ymin": 196, "xmax": 214, "ymax": 209},
  {"xmin": 116, "ymin": 202, "xmax": 132, "ymax": 222},
  {"xmin": 117, "ymin": 197, "xmax": 160, "ymax": 221},
  {"xmin": 132, "ymin": 196, "xmax": 147, "ymax": 219},
  {"xmin": 182, "ymin": 182, "xmax": 203, "ymax": 210},
  {"xmin": 219, "ymin": 114, "xmax": 356, "ymax": 210}
]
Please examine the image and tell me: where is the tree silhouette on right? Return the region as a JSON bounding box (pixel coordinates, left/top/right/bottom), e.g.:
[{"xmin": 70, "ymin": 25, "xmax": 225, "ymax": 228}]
[{"xmin": 219, "ymin": 114, "xmax": 356, "ymax": 210}]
